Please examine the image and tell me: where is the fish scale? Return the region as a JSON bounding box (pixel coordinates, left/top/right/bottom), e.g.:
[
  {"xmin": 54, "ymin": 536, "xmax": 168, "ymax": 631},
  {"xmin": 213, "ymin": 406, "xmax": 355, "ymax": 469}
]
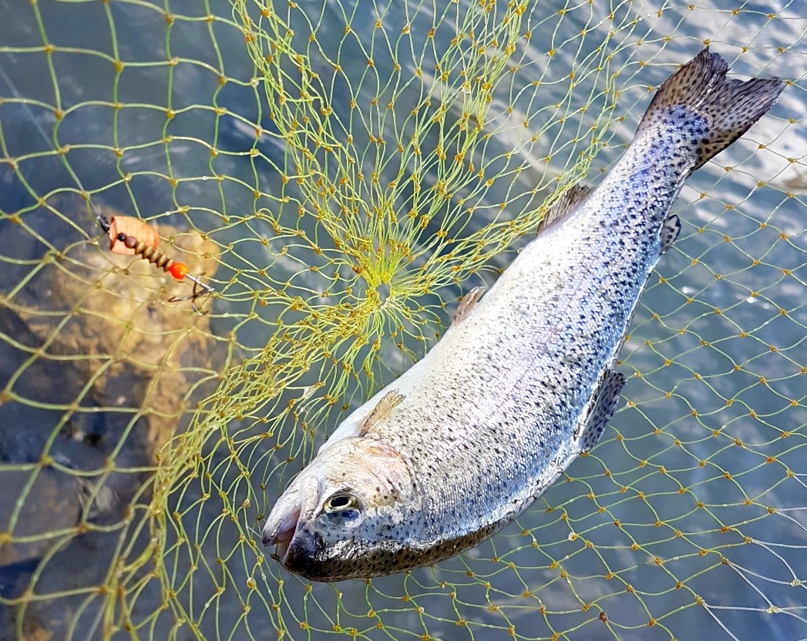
[{"xmin": 262, "ymin": 48, "xmax": 784, "ymax": 581}]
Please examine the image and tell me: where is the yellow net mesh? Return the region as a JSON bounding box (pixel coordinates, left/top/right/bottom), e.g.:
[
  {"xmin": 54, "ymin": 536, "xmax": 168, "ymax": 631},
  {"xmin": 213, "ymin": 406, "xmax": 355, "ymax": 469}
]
[{"xmin": 0, "ymin": 0, "xmax": 804, "ymax": 639}]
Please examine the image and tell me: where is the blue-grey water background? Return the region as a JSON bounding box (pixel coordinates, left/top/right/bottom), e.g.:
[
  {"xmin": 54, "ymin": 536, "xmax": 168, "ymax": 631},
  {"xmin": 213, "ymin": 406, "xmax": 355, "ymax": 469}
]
[{"xmin": 0, "ymin": 0, "xmax": 805, "ymax": 640}]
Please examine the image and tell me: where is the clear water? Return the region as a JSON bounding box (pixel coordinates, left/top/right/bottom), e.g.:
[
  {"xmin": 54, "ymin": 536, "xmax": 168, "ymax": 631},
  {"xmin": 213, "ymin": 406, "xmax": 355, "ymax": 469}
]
[{"xmin": 0, "ymin": 0, "xmax": 804, "ymax": 639}]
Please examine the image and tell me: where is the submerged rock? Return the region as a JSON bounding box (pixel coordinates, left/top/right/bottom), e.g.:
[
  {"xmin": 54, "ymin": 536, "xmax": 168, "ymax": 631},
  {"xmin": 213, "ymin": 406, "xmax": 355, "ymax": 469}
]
[{"xmin": 0, "ymin": 205, "xmax": 225, "ymax": 635}]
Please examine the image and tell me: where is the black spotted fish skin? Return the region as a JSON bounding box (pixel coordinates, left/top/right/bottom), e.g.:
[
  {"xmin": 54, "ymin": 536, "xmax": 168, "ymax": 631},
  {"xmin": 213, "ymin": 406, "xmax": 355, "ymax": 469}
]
[{"xmin": 262, "ymin": 48, "xmax": 784, "ymax": 582}]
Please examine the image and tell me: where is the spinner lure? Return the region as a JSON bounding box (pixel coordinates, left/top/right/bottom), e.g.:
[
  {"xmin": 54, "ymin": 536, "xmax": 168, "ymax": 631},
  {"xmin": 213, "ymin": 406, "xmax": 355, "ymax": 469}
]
[{"xmin": 97, "ymin": 213, "xmax": 214, "ymax": 311}]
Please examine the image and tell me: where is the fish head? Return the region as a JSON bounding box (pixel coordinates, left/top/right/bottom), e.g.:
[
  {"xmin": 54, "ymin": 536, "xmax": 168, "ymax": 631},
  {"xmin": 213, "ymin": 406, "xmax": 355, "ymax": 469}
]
[{"xmin": 262, "ymin": 436, "xmax": 419, "ymax": 581}]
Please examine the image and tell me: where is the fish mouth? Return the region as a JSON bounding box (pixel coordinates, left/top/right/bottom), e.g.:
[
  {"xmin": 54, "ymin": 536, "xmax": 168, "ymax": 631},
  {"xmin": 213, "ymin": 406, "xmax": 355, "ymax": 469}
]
[
  {"xmin": 263, "ymin": 503, "xmax": 301, "ymax": 560},
  {"xmin": 262, "ymin": 475, "xmax": 320, "ymax": 563}
]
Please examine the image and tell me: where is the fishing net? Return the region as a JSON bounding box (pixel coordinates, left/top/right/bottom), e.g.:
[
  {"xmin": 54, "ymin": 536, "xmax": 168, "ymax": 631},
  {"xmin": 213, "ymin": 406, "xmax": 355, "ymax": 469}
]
[{"xmin": 0, "ymin": 0, "xmax": 804, "ymax": 639}]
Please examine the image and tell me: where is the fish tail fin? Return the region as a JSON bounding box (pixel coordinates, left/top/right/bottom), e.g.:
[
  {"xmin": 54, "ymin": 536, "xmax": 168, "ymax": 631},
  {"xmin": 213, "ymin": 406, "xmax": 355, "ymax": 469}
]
[{"xmin": 637, "ymin": 47, "xmax": 784, "ymax": 173}]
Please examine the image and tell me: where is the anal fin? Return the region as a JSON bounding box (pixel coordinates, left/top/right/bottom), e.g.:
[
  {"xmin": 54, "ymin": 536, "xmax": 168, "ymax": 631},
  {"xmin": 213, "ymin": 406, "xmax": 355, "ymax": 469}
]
[
  {"xmin": 576, "ymin": 371, "xmax": 626, "ymax": 452},
  {"xmin": 536, "ymin": 183, "xmax": 591, "ymax": 236},
  {"xmin": 661, "ymin": 214, "xmax": 681, "ymax": 254}
]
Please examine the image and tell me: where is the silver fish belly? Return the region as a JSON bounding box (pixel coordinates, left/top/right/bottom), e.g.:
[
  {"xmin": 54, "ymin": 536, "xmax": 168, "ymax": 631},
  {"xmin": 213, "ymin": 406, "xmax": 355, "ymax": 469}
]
[{"xmin": 262, "ymin": 48, "xmax": 784, "ymax": 581}]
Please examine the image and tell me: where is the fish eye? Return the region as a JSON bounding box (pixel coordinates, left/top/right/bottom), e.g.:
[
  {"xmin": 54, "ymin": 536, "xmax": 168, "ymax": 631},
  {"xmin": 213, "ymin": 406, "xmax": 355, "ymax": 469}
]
[
  {"xmin": 324, "ymin": 492, "xmax": 360, "ymax": 513},
  {"xmin": 325, "ymin": 494, "xmax": 352, "ymax": 511},
  {"xmin": 322, "ymin": 492, "xmax": 364, "ymax": 526}
]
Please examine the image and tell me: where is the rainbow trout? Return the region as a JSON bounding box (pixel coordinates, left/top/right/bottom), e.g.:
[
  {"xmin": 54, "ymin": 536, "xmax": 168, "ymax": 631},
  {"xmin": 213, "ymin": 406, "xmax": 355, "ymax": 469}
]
[{"xmin": 263, "ymin": 48, "xmax": 783, "ymax": 581}]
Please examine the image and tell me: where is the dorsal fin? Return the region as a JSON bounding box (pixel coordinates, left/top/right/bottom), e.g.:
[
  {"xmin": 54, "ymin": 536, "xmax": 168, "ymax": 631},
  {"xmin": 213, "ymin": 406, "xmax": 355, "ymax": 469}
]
[
  {"xmin": 536, "ymin": 183, "xmax": 591, "ymax": 236},
  {"xmin": 575, "ymin": 370, "xmax": 626, "ymax": 452},
  {"xmin": 358, "ymin": 390, "xmax": 405, "ymax": 436}
]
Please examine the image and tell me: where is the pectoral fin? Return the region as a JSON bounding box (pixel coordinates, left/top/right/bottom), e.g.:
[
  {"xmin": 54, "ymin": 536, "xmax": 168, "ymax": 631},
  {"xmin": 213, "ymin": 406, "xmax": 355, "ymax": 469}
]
[
  {"xmin": 576, "ymin": 370, "xmax": 626, "ymax": 452},
  {"xmin": 358, "ymin": 390, "xmax": 405, "ymax": 437}
]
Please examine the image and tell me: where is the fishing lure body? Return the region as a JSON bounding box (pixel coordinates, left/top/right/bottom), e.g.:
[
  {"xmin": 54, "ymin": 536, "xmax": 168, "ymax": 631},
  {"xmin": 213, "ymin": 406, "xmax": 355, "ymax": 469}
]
[{"xmin": 98, "ymin": 214, "xmax": 214, "ymax": 308}]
